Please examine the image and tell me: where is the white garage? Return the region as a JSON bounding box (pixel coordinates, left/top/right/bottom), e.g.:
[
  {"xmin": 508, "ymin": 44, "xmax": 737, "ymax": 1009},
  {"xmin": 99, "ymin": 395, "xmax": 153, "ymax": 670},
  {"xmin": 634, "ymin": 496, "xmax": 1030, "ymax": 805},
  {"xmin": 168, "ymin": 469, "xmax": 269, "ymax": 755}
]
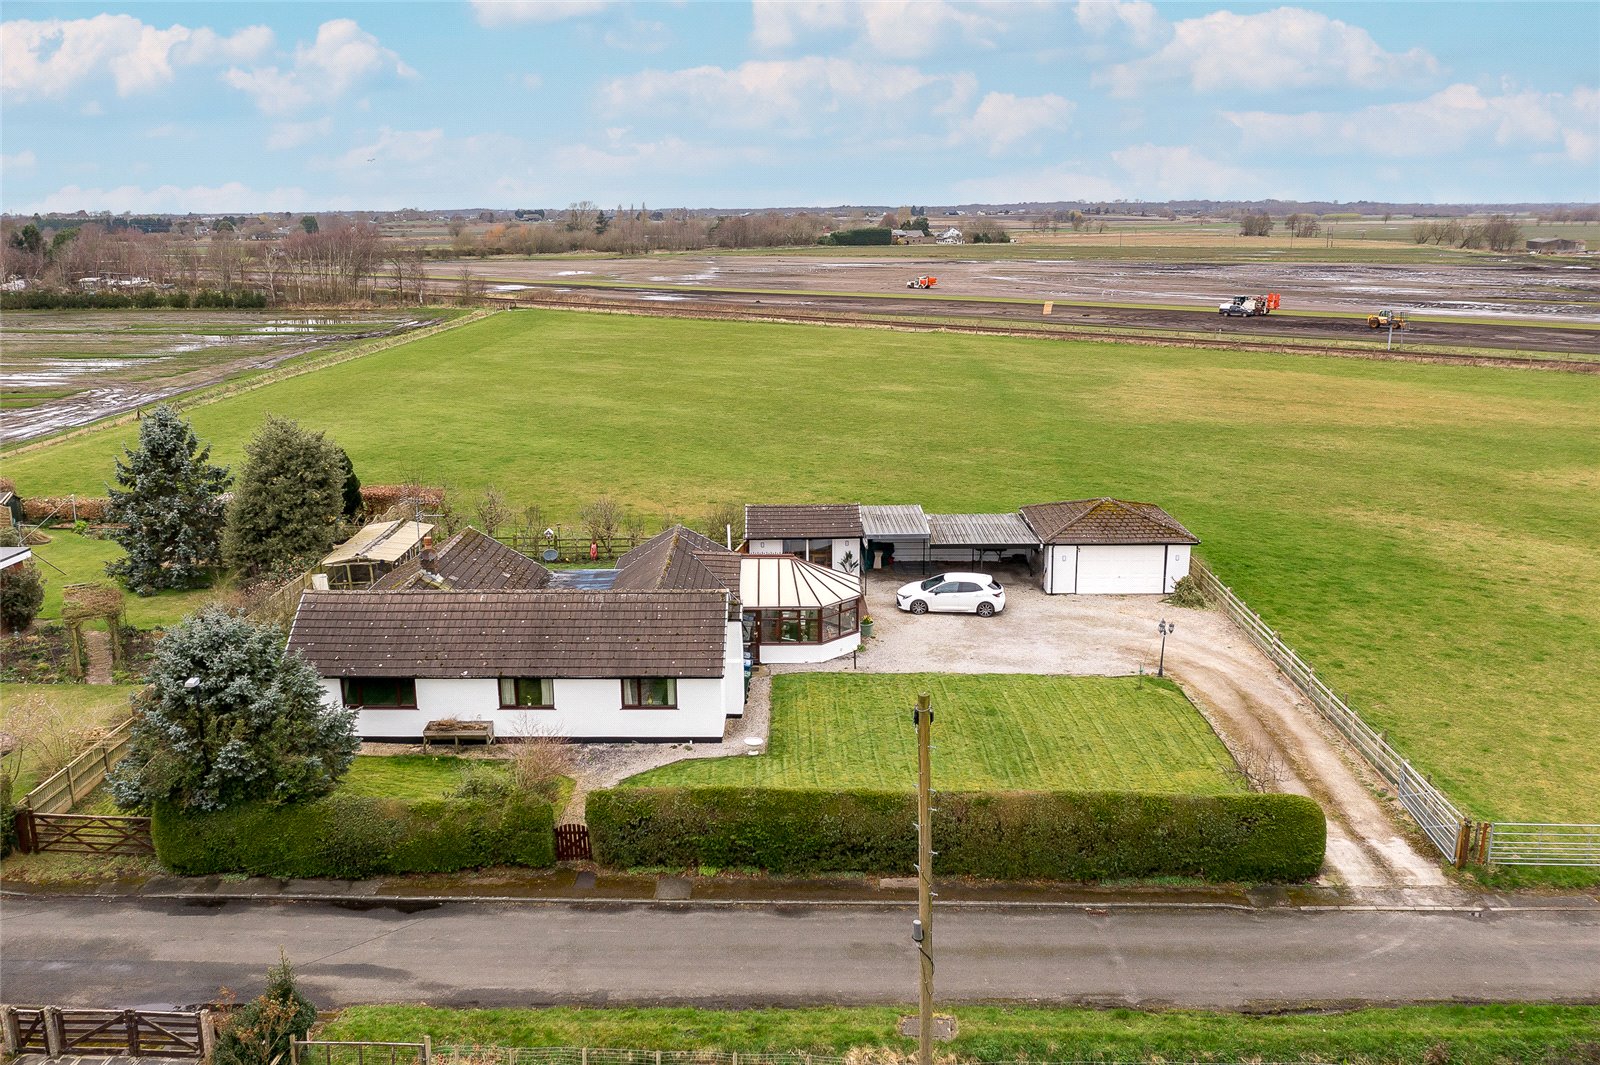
[{"xmin": 1021, "ymin": 499, "xmax": 1198, "ymax": 595}]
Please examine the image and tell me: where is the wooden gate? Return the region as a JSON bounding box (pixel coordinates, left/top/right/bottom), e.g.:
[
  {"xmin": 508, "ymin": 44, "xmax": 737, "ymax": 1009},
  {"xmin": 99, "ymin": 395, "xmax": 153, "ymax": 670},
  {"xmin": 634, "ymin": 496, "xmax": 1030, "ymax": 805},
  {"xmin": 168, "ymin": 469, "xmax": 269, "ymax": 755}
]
[
  {"xmin": 554, "ymin": 823, "xmax": 592, "ymax": 861},
  {"xmin": 2, "ymin": 1006, "xmax": 211, "ymax": 1058},
  {"xmin": 16, "ymin": 811, "xmax": 154, "ymax": 855}
]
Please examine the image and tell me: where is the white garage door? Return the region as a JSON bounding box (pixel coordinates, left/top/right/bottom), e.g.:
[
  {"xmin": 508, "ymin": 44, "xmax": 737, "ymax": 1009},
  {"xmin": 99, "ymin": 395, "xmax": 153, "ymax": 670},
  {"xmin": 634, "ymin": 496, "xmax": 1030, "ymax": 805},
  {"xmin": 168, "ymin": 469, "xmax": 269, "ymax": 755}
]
[{"xmin": 1076, "ymin": 545, "xmax": 1167, "ymax": 594}]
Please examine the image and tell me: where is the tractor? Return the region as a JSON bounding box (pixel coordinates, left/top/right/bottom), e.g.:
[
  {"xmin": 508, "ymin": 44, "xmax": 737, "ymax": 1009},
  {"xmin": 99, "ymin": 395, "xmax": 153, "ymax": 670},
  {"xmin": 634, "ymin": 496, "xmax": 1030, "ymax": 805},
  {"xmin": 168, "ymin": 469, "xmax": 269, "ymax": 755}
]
[{"xmin": 1367, "ymin": 310, "xmax": 1406, "ymax": 330}]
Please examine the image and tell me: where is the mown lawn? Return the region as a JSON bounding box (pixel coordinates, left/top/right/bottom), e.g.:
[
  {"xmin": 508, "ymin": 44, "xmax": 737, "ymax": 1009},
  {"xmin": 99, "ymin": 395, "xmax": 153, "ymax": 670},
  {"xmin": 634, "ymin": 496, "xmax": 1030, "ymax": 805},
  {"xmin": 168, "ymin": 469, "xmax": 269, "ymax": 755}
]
[
  {"xmin": 0, "ymin": 681, "xmax": 140, "ymax": 797},
  {"xmin": 27, "ymin": 530, "xmax": 216, "ymax": 630},
  {"xmin": 336, "ymin": 755, "xmax": 504, "ymax": 801},
  {"xmin": 627, "ymin": 674, "xmax": 1243, "ymax": 794},
  {"xmin": 3, "ymin": 309, "xmax": 1597, "ymax": 825},
  {"xmin": 317, "ymin": 1003, "xmax": 1600, "ymax": 1063}
]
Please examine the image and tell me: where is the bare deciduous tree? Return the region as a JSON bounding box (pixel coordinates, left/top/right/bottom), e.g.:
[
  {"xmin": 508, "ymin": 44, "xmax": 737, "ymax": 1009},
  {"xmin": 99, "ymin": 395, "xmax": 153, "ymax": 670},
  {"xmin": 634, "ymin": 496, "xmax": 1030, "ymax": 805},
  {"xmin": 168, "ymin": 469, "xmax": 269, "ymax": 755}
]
[
  {"xmin": 474, "ymin": 486, "xmax": 510, "ymax": 538},
  {"xmin": 579, "ymin": 496, "xmax": 624, "ymax": 556}
]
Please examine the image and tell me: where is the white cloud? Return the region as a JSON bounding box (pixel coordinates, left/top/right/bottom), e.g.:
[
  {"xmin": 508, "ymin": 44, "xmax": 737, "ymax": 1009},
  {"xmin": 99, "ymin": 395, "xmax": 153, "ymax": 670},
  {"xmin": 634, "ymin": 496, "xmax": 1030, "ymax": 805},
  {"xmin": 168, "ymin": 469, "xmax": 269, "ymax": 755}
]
[
  {"xmin": 470, "ymin": 1, "xmax": 612, "ymax": 28},
  {"xmin": 336, "ymin": 127, "xmax": 447, "ymax": 170},
  {"xmin": 268, "ymin": 117, "xmax": 334, "ymax": 150},
  {"xmin": 1, "ymin": 14, "xmax": 272, "ymax": 99},
  {"xmin": 1225, "ymin": 83, "xmax": 1599, "ymax": 162},
  {"xmin": 603, "ymin": 57, "xmax": 962, "ymax": 133},
  {"xmin": 224, "ymin": 19, "xmax": 415, "ymax": 115},
  {"xmin": 1072, "ymin": 1, "xmax": 1164, "ymax": 47},
  {"xmin": 2, "ymin": 149, "xmax": 37, "ymax": 171},
  {"xmin": 26, "ymin": 181, "xmax": 309, "ymax": 214},
  {"xmin": 954, "ymin": 92, "xmax": 1074, "ymax": 154},
  {"xmin": 955, "ymin": 143, "xmax": 1269, "ymax": 201},
  {"xmin": 751, "ymin": 0, "xmax": 1008, "ymax": 56},
  {"xmin": 1100, "ymin": 7, "xmax": 1439, "ymax": 96}
]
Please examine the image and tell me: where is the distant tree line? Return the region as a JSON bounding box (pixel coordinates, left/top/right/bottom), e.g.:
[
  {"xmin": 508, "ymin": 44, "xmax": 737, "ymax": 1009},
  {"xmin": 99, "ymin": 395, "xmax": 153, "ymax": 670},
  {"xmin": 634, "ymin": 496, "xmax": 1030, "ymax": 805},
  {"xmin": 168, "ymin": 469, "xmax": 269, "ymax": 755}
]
[{"xmin": 1411, "ymin": 215, "xmax": 1523, "ymax": 251}]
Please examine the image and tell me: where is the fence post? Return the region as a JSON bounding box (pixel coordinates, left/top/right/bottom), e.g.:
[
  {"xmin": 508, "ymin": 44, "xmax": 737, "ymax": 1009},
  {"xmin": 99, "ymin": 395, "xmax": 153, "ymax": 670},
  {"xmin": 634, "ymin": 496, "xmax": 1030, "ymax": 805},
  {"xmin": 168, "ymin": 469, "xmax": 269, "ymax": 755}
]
[
  {"xmin": 126, "ymin": 1008, "xmax": 141, "ymax": 1055},
  {"xmin": 15, "ymin": 805, "xmax": 36, "ymax": 854},
  {"xmin": 200, "ymin": 1010, "xmax": 216, "ymax": 1062},
  {"xmin": 1453, "ymin": 820, "xmax": 1471, "ymax": 868},
  {"xmin": 1477, "ymin": 823, "xmax": 1493, "ymax": 865},
  {"xmin": 42, "ymin": 1007, "xmax": 64, "ymax": 1058},
  {"xmin": 1, "ymin": 1007, "xmax": 20, "ymax": 1056},
  {"xmin": 423, "ymin": 1035, "xmax": 432, "ymax": 1065}
]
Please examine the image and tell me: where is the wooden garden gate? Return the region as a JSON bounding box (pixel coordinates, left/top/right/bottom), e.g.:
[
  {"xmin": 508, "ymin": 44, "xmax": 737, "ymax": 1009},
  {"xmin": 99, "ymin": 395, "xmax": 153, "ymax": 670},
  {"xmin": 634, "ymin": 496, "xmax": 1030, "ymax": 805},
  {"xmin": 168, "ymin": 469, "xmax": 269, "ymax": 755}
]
[{"xmin": 554, "ymin": 823, "xmax": 592, "ymax": 861}]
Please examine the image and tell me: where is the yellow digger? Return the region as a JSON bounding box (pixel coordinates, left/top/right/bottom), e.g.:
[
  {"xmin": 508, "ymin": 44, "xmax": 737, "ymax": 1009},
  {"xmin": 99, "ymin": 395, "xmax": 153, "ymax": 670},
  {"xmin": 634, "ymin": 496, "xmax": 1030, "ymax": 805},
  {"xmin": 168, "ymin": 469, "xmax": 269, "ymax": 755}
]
[{"xmin": 1367, "ymin": 309, "xmax": 1406, "ymax": 330}]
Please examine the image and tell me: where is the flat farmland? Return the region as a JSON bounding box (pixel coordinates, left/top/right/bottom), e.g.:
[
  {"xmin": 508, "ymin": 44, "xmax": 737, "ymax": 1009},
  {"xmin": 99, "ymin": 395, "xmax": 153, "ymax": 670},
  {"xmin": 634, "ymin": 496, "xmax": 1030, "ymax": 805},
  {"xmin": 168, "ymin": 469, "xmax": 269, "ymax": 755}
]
[
  {"xmin": 627, "ymin": 674, "xmax": 1245, "ymax": 793},
  {"xmin": 3, "ymin": 308, "xmax": 1597, "ymax": 823}
]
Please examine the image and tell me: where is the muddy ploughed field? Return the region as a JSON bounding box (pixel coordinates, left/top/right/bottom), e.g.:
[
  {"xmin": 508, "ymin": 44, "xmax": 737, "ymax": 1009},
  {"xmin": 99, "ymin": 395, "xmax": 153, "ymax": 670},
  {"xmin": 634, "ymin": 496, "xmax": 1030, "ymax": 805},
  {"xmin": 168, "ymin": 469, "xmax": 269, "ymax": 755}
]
[
  {"xmin": 0, "ymin": 311, "xmax": 435, "ymax": 444},
  {"xmin": 444, "ymin": 254, "xmax": 1600, "ymax": 357}
]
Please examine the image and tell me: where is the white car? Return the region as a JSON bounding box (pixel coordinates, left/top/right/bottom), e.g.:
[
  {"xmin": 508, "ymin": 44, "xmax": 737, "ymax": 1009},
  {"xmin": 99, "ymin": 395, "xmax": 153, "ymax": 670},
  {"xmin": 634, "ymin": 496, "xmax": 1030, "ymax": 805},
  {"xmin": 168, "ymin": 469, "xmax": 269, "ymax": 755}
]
[{"xmin": 895, "ymin": 572, "xmax": 1006, "ymax": 617}]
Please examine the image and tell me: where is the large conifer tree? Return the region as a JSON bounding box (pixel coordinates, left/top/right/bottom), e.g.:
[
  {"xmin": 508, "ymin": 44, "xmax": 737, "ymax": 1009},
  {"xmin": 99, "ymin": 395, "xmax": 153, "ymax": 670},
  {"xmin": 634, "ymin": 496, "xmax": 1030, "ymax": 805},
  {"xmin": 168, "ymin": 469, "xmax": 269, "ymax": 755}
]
[
  {"xmin": 109, "ymin": 606, "xmax": 357, "ymax": 812},
  {"xmin": 223, "ymin": 416, "xmax": 347, "ymax": 577},
  {"xmin": 105, "ymin": 405, "xmax": 230, "ymax": 593}
]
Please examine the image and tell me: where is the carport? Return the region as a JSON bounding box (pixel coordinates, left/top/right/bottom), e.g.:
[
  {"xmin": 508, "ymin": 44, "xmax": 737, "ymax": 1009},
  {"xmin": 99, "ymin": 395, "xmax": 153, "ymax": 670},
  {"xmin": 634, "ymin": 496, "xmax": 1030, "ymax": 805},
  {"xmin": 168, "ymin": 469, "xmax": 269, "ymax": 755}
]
[
  {"xmin": 860, "ymin": 504, "xmax": 930, "ymax": 570},
  {"xmin": 923, "ymin": 513, "xmax": 1040, "ymax": 570}
]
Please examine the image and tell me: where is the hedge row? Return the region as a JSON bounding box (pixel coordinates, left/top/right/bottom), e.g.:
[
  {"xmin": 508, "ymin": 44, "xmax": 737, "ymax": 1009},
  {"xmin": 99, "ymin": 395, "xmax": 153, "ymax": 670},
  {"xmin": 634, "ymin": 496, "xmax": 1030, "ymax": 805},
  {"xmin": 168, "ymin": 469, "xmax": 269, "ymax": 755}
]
[
  {"xmin": 358, "ymin": 484, "xmax": 446, "ymax": 515},
  {"xmin": 588, "ymin": 788, "xmax": 1326, "ymax": 882},
  {"xmin": 152, "ymin": 793, "xmax": 555, "ymax": 878},
  {"xmin": 20, "ymin": 496, "xmax": 110, "ymax": 522},
  {"xmin": 1, "ymin": 289, "xmax": 269, "ymax": 310},
  {"xmin": 820, "ymin": 226, "xmax": 893, "ymax": 246}
]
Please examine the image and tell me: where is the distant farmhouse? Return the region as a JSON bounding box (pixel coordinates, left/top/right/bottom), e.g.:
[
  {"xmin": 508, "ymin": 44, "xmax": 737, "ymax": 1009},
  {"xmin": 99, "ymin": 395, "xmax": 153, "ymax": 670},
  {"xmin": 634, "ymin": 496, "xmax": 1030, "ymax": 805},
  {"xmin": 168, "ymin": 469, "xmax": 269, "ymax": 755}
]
[{"xmin": 1527, "ymin": 238, "xmax": 1587, "ymax": 254}]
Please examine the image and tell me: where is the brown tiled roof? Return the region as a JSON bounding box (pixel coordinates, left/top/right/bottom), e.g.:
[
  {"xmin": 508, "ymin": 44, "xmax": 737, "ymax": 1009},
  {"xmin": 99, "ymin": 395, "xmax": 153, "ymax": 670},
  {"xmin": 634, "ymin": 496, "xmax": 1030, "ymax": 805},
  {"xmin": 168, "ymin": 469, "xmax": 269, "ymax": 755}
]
[
  {"xmin": 745, "ymin": 504, "xmax": 863, "ymax": 539},
  {"xmin": 371, "ymin": 527, "xmax": 551, "ymax": 591},
  {"xmin": 613, "ymin": 526, "xmax": 740, "ymax": 593},
  {"xmin": 1018, "ymin": 498, "xmax": 1199, "ymax": 545},
  {"xmin": 286, "ymin": 589, "xmax": 729, "ymax": 678}
]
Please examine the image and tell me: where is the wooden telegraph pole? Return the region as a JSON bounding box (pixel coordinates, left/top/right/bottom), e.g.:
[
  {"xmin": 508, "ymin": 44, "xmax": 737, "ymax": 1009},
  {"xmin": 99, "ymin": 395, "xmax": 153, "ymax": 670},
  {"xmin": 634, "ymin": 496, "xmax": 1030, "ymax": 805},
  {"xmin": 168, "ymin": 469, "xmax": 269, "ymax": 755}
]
[{"xmin": 913, "ymin": 691, "xmax": 934, "ymax": 1065}]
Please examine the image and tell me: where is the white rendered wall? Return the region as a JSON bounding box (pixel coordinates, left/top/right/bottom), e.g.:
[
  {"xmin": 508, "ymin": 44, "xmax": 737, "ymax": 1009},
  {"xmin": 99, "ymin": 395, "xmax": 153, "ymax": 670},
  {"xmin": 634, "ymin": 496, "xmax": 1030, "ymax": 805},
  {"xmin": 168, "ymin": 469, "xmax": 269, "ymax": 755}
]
[
  {"xmin": 757, "ymin": 631, "xmax": 861, "ymax": 664},
  {"xmin": 324, "ymin": 675, "xmax": 732, "ymax": 741},
  {"xmin": 748, "ymin": 538, "xmax": 782, "ymax": 554},
  {"xmin": 1165, "ymin": 544, "xmax": 1192, "ymax": 592},
  {"xmin": 721, "ymin": 620, "xmax": 746, "ymax": 715}
]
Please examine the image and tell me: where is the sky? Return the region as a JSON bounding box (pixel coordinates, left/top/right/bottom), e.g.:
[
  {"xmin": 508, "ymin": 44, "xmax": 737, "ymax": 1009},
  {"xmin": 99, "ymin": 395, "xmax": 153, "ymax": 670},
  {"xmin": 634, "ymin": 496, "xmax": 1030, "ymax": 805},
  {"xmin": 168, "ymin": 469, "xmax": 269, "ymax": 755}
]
[{"xmin": 1, "ymin": 1, "xmax": 1596, "ymax": 214}]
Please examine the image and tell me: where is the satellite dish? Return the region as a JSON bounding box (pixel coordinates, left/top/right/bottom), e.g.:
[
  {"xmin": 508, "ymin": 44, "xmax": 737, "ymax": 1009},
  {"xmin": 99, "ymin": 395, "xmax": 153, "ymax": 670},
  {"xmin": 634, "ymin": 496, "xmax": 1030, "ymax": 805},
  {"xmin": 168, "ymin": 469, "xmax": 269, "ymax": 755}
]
[{"xmin": 542, "ymin": 549, "xmax": 559, "ymax": 562}]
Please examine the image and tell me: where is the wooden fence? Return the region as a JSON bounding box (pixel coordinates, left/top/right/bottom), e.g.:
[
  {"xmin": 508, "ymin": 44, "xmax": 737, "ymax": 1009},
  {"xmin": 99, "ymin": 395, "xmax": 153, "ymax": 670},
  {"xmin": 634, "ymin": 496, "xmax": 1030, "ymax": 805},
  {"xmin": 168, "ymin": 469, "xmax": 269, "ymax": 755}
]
[
  {"xmin": 18, "ymin": 716, "xmax": 134, "ymax": 815},
  {"xmin": 1, "ymin": 1006, "xmax": 213, "ymax": 1058},
  {"xmin": 251, "ymin": 566, "xmax": 321, "ymax": 626},
  {"xmin": 293, "ymin": 1038, "xmax": 431, "ymax": 1065},
  {"xmin": 1192, "ymin": 562, "xmax": 1600, "ymax": 868}
]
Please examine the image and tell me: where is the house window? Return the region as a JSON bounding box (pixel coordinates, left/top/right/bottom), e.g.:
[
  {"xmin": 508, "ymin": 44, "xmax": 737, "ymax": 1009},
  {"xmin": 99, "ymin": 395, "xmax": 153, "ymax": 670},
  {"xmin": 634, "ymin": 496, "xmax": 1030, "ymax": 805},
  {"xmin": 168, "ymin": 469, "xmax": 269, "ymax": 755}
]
[
  {"xmin": 499, "ymin": 677, "xmax": 554, "ymax": 708},
  {"xmin": 622, "ymin": 677, "xmax": 677, "ymax": 708},
  {"xmin": 781, "ymin": 538, "xmax": 807, "ymax": 556},
  {"xmin": 341, "ymin": 677, "xmax": 416, "ymax": 707},
  {"xmin": 807, "ymin": 541, "xmax": 833, "ymax": 567},
  {"xmin": 754, "ymin": 602, "xmax": 859, "ymax": 645}
]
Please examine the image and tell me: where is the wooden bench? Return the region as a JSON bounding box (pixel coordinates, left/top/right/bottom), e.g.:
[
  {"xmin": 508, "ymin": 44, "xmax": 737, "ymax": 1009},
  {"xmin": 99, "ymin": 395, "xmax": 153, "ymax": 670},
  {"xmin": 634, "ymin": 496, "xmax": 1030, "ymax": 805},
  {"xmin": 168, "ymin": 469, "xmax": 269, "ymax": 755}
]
[{"xmin": 421, "ymin": 719, "xmax": 495, "ymax": 750}]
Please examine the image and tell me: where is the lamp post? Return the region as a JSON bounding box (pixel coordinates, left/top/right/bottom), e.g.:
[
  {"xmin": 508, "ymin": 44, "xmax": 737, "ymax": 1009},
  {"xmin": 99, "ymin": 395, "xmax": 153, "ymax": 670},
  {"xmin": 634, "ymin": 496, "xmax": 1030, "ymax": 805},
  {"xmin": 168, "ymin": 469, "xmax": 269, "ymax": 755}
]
[{"xmin": 1157, "ymin": 619, "xmax": 1175, "ymax": 677}]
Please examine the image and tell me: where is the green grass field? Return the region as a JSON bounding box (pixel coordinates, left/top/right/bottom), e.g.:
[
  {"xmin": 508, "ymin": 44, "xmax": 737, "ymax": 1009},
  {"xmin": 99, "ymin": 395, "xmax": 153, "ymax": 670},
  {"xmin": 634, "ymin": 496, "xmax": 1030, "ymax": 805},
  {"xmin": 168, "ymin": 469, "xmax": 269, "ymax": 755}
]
[
  {"xmin": 628, "ymin": 674, "xmax": 1243, "ymax": 793},
  {"xmin": 317, "ymin": 1003, "xmax": 1600, "ymax": 1063},
  {"xmin": 3, "ymin": 309, "xmax": 1597, "ymax": 825},
  {"xmin": 26, "ymin": 531, "xmax": 215, "ymax": 629}
]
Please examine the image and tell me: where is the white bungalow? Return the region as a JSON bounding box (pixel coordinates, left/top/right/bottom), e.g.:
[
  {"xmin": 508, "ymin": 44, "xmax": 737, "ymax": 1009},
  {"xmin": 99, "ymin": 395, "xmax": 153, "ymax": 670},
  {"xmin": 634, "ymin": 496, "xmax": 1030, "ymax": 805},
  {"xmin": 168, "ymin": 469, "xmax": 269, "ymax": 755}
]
[
  {"xmin": 743, "ymin": 504, "xmax": 865, "ymax": 573},
  {"xmin": 287, "ymin": 587, "xmax": 745, "ymax": 743}
]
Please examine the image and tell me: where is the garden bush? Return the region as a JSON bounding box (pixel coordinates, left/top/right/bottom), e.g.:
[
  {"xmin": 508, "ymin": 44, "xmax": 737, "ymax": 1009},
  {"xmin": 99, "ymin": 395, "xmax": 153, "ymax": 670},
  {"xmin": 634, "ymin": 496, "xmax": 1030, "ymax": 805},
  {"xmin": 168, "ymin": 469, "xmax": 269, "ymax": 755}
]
[
  {"xmin": 588, "ymin": 787, "xmax": 1325, "ymax": 882},
  {"xmin": 152, "ymin": 792, "xmax": 555, "ymax": 877}
]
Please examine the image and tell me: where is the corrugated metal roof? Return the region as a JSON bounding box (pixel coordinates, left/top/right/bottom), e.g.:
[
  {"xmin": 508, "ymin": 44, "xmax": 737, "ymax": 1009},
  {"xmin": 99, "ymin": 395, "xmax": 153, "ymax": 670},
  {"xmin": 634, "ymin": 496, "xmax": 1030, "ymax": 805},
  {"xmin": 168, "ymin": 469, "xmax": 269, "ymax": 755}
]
[
  {"xmin": 322, "ymin": 520, "xmax": 435, "ymax": 565},
  {"xmin": 287, "ymin": 589, "xmax": 727, "ymax": 678},
  {"xmin": 745, "ymin": 504, "xmax": 863, "ymax": 539},
  {"xmin": 927, "ymin": 513, "xmax": 1038, "ymax": 547},
  {"xmin": 860, "ymin": 504, "xmax": 930, "ymax": 540},
  {"xmin": 1019, "ymin": 498, "xmax": 1199, "ymax": 545},
  {"xmin": 739, "ymin": 555, "xmax": 862, "ymax": 609}
]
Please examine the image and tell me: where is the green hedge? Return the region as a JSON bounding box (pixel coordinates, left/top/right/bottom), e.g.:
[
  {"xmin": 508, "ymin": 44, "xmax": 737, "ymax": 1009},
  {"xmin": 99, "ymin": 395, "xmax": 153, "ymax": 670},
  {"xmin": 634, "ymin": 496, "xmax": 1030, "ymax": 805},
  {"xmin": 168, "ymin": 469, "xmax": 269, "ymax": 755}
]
[
  {"xmin": 1, "ymin": 288, "xmax": 268, "ymax": 310},
  {"xmin": 588, "ymin": 788, "xmax": 1325, "ymax": 882},
  {"xmin": 152, "ymin": 793, "xmax": 555, "ymax": 878},
  {"xmin": 820, "ymin": 226, "xmax": 893, "ymax": 246}
]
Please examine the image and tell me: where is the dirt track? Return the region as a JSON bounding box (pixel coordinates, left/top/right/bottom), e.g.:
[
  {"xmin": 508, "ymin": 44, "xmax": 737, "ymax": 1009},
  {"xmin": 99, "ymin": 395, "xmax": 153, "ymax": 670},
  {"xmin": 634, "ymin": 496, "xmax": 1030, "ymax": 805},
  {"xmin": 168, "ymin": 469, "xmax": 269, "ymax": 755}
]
[{"xmin": 442, "ymin": 254, "xmax": 1600, "ymax": 358}]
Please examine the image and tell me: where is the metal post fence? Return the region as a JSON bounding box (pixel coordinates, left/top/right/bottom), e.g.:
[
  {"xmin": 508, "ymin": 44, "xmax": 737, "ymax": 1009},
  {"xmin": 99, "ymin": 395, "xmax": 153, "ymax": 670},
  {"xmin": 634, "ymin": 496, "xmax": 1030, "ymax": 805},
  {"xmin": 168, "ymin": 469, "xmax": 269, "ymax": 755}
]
[{"xmin": 1190, "ymin": 562, "xmax": 1600, "ymax": 868}]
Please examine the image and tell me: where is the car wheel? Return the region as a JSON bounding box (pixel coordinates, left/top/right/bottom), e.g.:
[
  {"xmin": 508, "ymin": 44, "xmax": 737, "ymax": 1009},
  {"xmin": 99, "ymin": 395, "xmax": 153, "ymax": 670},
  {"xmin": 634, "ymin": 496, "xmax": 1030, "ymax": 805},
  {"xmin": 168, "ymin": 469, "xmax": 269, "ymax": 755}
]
[
  {"xmin": 909, "ymin": 600, "xmax": 928, "ymax": 615},
  {"xmin": 976, "ymin": 602, "xmax": 995, "ymax": 618}
]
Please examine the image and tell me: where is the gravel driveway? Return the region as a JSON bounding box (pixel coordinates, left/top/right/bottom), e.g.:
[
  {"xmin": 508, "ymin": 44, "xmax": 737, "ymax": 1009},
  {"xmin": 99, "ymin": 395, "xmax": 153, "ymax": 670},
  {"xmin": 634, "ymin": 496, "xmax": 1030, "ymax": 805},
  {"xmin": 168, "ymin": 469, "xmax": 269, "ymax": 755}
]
[{"xmin": 849, "ymin": 566, "xmax": 1452, "ymax": 896}]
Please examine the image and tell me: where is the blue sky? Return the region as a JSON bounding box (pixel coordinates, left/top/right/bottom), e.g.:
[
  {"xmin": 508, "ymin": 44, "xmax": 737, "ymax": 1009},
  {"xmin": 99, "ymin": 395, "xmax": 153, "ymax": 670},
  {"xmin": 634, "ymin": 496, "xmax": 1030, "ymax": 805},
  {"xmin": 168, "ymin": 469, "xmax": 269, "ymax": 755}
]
[{"xmin": 2, "ymin": 1, "xmax": 1596, "ymax": 213}]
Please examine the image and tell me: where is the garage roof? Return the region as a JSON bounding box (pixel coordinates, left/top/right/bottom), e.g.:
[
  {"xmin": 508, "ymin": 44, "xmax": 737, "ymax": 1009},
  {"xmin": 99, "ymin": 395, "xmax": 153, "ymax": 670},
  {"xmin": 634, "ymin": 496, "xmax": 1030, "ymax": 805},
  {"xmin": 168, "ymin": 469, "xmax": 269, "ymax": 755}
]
[
  {"xmin": 745, "ymin": 504, "xmax": 863, "ymax": 539},
  {"xmin": 860, "ymin": 504, "xmax": 930, "ymax": 540},
  {"xmin": 1020, "ymin": 498, "xmax": 1199, "ymax": 545},
  {"xmin": 927, "ymin": 513, "xmax": 1038, "ymax": 547}
]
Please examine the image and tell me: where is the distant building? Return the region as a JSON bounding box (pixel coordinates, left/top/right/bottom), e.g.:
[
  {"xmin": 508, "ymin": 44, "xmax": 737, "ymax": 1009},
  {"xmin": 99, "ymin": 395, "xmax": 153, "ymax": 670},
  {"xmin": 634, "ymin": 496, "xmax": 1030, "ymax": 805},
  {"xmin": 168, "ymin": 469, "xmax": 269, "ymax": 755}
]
[
  {"xmin": 936, "ymin": 227, "xmax": 963, "ymax": 244},
  {"xmin": 1527, "ymin": 238, "xmax": 1587, "ymax": 254},
  {"xmin": 890, "ymin": 228, "xmax": 929, "ymax": 244}
]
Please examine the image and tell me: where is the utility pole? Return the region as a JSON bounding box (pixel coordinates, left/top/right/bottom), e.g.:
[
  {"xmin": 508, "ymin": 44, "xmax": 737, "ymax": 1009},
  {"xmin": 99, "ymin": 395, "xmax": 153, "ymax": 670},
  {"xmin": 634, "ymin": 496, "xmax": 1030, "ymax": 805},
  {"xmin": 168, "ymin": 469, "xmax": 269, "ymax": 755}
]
[{"xmin": 912, "ymin": 691, "xmax": 934, "ymax": 1065}]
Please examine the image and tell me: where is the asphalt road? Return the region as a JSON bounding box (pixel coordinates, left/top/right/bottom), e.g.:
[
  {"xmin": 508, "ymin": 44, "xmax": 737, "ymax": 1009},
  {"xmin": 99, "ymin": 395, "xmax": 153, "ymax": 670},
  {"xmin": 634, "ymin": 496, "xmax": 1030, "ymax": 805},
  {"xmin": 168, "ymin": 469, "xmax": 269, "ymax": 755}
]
[{"xmin": 5, "ymin": 897, "xmax": 1599, "ymax": 1009}]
